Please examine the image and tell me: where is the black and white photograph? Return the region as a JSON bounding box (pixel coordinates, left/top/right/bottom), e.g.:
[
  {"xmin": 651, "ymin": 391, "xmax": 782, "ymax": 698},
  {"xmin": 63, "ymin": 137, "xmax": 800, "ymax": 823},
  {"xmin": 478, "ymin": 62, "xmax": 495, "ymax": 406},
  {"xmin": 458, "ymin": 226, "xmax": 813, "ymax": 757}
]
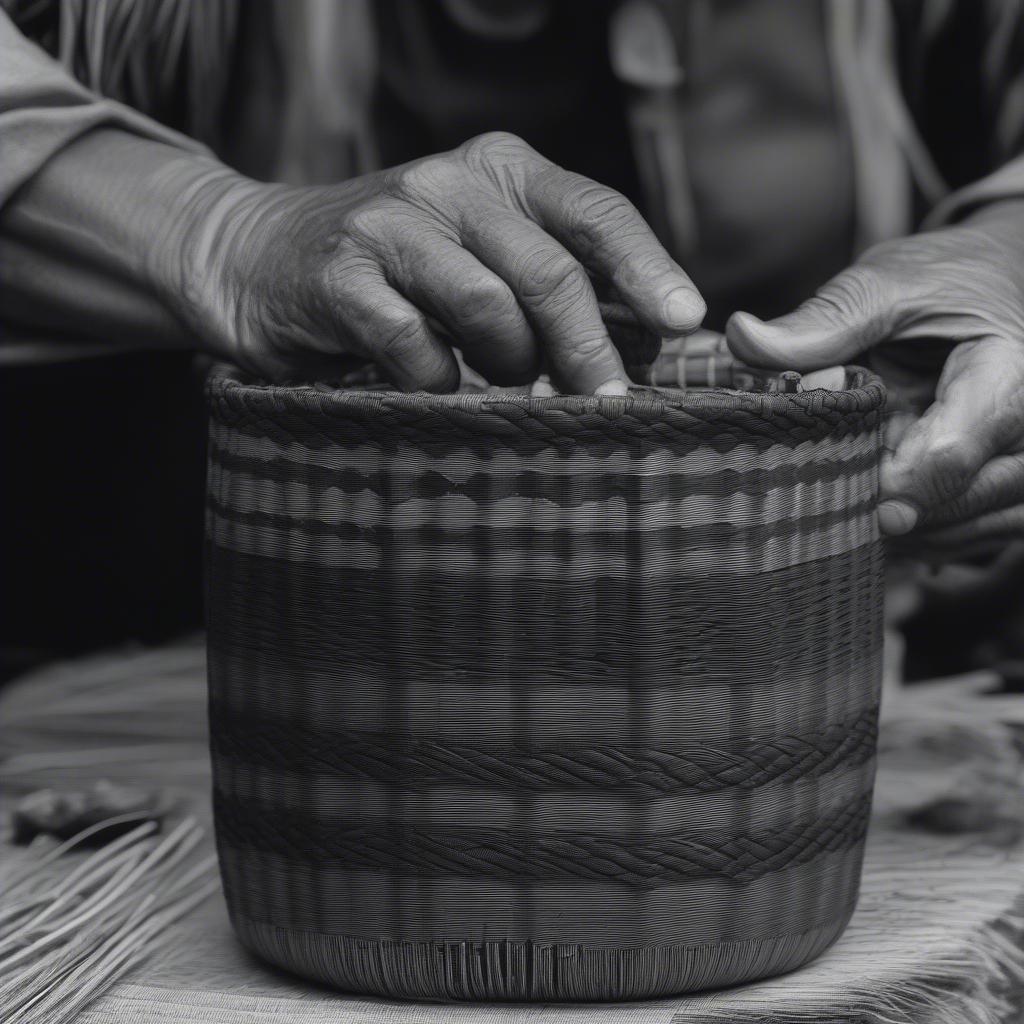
[{"xmin": 2, "ymin": 1, "xmax": 1024, "ymax": 1021}]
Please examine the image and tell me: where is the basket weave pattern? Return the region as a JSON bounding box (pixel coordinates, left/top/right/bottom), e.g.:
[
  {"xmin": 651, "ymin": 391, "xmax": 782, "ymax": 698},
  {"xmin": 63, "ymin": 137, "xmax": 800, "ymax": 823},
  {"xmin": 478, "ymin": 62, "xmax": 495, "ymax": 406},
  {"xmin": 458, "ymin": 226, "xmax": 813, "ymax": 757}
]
[{"xmin": 205, "ymin": 366, "xmax": 886, "ymax": 1001}]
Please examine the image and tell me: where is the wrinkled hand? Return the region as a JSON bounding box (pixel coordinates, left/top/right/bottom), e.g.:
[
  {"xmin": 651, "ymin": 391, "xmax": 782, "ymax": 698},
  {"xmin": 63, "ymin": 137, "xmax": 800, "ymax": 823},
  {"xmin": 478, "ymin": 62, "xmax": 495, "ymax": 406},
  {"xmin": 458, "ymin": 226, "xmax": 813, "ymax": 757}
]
[
  {"xmin": 726, "ymin": 205, "xmax": 1024, "ymax": 552},
  {"xmin": 174, "ymin": 131, "xmax": 704, "ymax": 394}
]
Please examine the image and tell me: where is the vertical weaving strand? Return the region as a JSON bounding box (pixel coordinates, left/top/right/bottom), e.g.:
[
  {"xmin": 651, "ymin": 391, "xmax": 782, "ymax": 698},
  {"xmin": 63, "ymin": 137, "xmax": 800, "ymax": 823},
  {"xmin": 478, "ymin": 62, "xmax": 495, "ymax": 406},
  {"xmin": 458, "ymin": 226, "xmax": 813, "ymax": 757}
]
[{"xmin": 205, "ymin": 364, "xmax": 886, "ymax": 1001}]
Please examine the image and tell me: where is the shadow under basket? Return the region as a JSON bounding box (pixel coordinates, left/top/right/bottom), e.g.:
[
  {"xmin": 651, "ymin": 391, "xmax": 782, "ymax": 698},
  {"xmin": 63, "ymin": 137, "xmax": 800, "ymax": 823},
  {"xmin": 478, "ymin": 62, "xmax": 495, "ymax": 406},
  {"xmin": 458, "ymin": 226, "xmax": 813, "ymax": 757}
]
[{"xmin": 205, "ymin": 363, "xmax": 887, "ymax": 1002}]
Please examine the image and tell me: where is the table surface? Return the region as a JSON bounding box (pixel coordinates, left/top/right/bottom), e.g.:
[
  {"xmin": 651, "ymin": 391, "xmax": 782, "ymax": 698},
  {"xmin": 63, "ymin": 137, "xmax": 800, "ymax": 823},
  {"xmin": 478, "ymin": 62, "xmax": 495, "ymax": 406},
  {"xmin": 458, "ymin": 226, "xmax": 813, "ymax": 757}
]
[{"xmin": 2, "ymin": 640, "xmax": 1024, "ymax": 1024}]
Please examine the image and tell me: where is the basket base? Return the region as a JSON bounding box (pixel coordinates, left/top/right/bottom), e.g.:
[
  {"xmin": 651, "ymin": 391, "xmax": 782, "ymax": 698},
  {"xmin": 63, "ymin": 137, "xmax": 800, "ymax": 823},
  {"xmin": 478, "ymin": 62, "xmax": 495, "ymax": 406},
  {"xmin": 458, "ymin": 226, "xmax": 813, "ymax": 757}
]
[{"xmin": 228, "ymin": 904, "xmax": 856, "ymax": 1001}]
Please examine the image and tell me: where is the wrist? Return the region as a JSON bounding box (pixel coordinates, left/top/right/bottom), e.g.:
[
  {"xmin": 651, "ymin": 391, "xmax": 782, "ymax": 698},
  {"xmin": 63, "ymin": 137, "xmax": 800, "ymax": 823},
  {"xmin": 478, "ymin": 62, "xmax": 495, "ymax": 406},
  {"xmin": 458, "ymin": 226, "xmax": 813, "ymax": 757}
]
[
  {"xmin": 22, "ymin": 128, "xmax": 271, "ymax": 358},
  {"xmin": 141, "ymin": 154, "xmax": 281, "ymax": 360}
]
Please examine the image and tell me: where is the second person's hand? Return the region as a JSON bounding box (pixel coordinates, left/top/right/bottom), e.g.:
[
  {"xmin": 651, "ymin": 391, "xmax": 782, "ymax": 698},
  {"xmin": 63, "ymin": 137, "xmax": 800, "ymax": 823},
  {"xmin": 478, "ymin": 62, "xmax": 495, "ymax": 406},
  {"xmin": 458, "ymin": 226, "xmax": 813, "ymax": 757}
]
[{"xmin": 725, "ymin": 205, "xmax": 1024, "ymax": 549}]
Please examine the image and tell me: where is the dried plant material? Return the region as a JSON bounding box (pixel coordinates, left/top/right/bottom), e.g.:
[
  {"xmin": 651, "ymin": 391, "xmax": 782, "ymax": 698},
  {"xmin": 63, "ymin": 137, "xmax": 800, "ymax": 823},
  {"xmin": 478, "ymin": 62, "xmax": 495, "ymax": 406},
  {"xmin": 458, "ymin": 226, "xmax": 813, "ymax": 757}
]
[
  {"xmin": 12, "ymin": 780, "xmax": 166, "ymax": 844},
  {"xmin": 0, "ymin": 814, "xmax": 217, "ymax": 1024}
]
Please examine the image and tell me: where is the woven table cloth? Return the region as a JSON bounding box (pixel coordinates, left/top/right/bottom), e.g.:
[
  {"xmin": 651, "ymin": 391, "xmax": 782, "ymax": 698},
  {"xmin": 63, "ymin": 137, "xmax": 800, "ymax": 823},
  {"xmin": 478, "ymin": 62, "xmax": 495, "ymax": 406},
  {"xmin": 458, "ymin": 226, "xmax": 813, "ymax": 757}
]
[{"xmin": 2, "ymin": 641, "xmax": 1022, "ymax": 1023}]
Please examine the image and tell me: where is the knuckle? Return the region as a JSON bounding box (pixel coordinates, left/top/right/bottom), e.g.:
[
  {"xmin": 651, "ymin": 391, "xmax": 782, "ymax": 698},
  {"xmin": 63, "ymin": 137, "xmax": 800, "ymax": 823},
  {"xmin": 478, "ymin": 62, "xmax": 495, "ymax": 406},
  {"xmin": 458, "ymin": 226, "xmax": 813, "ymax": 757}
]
[
  {"xmin": 463, "ymin": 130, "xmax": 528, "ymax": 156},
  {"xmin": 342, "ymin": 205, "xmax": 391, "ymax": 246},
  {"xmin": 567, "ymin": 331, "xmax": 612, "ymax": 363},
  {"xmin": 376, "ymin": 307, "xmax": 427, "ymax": 358},
  {"xmin": 628, "ymin": 250, "xmax": 673, "ymax": 279},
  {"xmin": 616, "ymin": 249, "xmax": 675, "ymax": 291},
  {"xmin": 516, "ymin": 250, "xmax": 585, "ymax": 304},
  {"xmin": 318, "ymin": 250, "xmax": 374, "ymax": 293},
  {"xmin": 569, "ymin": 183, "xmax": 638, "ymax": 235},
  {"xmin": 392, "ymin": 162, "xmax": 428, "ymax": 197},
  {"xmin": 459, "ymin": 131, "xmax": 535, "ymax": 172},
  {"xmin": 390, "ymin": 157, "xmax": 456, "ymax": 202},
  {"xmin": 451, "ymin": 276, "xmax": 516, "ymax": 329}
]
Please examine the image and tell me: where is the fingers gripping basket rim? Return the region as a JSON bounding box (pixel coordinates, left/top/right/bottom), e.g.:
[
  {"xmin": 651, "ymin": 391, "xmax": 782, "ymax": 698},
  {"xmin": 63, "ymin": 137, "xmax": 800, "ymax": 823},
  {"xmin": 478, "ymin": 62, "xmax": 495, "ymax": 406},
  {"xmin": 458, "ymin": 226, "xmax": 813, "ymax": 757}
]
[{"xmin": 206, "ymin": 365, "xmax": 886, "ymax": 445}]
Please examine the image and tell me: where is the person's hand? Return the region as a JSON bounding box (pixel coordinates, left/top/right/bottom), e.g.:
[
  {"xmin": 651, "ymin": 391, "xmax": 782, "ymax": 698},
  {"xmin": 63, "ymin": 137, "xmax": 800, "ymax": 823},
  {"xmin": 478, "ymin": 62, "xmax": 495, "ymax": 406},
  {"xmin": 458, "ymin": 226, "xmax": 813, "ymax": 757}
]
[
  {"xmin": 725, "ymin": 205, "xmax": 1024, "ymax": 552},
  {"xmin": 169, "ymin": 131, "xmax": 704, "ymax": 394}
]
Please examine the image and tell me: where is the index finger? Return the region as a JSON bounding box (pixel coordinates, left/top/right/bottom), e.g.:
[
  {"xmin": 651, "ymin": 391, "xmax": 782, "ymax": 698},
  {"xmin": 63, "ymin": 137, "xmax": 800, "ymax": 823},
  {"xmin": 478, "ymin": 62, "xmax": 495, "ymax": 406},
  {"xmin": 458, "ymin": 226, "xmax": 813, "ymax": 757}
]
[
  {"xmin": 524, "ymin": 167, "xmax": 706, "ymax": 337},
  {"xmin": 461, "ymin": 206, "xmax": 628, "ymax": 394}
]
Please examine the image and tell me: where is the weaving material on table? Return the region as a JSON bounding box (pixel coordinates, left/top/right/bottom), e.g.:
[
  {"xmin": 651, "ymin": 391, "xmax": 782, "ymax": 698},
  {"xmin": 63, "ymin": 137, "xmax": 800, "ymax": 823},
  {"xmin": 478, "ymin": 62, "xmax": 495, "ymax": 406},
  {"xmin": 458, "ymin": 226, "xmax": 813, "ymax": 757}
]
[
  {"xmin": 1, "ymin": 642, "xmax": 1023, "ymax": 1022},
  {"xmin": 204, "ymin": 363, "xmax": 885, "ymax": 999}
]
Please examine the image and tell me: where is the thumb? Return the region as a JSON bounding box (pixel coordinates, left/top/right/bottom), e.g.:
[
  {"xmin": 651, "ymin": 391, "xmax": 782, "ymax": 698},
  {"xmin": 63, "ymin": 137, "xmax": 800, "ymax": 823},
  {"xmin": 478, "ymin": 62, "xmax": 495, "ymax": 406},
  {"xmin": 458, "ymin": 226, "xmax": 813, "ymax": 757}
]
[{"xmin": 725, "ymin": 263, "xmax": 899, "ymax": 370}]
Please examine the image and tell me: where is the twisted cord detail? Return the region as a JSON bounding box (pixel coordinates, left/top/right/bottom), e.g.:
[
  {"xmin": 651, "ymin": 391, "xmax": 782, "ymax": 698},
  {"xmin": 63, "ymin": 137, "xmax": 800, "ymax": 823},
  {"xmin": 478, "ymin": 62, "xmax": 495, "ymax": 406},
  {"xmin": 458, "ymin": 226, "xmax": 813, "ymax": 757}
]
[
  {"xmin": 214, "ymin": 792, "xmax": 872, "ymax": 885},
  {"xmin": 211, "ymin": 709, "xmax": 878, "ymax": 794}
]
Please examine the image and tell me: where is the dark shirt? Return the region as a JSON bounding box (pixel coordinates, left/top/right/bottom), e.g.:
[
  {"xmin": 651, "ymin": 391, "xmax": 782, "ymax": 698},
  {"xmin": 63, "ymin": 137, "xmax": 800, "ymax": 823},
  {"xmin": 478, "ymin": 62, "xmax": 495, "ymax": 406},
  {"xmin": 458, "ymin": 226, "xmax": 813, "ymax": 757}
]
[{"xmin": 373, "ymin": 0, "xmax": 855, "ymax": 326}]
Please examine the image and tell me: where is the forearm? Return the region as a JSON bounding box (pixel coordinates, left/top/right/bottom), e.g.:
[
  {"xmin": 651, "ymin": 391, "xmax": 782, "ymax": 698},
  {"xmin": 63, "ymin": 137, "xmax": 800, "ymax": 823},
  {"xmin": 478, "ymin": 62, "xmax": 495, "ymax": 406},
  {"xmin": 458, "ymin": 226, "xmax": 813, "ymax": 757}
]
[
  {"xmin": 3, "ymin": 126, "xmax": 705, "ymax": 391},
  {"xmin": 0, "ymin": 127, "xmax": 252, "ymax": 353}
]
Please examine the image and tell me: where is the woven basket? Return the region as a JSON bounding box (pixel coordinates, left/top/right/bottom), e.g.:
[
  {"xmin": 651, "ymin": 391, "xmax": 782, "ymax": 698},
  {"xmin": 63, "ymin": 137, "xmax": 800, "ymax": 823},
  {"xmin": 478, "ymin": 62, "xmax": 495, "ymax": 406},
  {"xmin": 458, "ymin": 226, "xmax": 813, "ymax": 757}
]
[{"xmin": 205, "ymin": 359, "xmax": 886, "ymax": 1002}]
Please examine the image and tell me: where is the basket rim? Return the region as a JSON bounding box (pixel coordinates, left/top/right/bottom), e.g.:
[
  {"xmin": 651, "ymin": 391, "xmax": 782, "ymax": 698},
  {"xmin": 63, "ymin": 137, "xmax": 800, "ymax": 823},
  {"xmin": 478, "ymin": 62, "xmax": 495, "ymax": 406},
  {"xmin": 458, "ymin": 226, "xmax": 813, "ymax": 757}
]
[{"xmin": 207, "ymin": 363, "xmax": 886, "ymax": 420}]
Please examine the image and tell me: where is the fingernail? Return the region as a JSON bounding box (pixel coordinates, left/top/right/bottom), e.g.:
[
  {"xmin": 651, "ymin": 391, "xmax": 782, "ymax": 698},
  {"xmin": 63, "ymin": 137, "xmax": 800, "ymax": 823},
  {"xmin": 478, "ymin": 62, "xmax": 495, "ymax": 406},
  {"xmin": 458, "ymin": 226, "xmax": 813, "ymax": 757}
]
[
  {"xmin": 726, "ymin": 311, "xmax": 784, "ymax": 364},
  {"xmin": 531, "ymin": 375, "xmax": 556, "ymax": 397},
  {"xmin": 663, "ymin": 289, "xmax": 706, "ymax": 332},
  {"xmin": 595, "ymin": 378, "xmax": 629, "ymax": 397},
  {"xmin": 878, "ymin": 499, "xmax": 919, "ymax": 535}
]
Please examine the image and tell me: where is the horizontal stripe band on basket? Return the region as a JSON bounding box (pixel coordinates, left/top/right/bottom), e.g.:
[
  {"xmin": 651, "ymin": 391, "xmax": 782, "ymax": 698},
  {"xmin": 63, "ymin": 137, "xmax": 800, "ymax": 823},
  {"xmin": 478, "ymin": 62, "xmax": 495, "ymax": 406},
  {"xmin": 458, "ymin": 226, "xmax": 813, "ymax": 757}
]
[
  {"xmin": 205, "ymin": 363, "xmax": 886, "ymax": 1000},
  {"xmin": 209, "ymin": 706, "xmax": 877, "ymax": 793},
  {"xmin": 208, "ymin": 493, "xmax": 877, "ymax": 547},
  {"xmin": 208, "ymin": 440, "xmax": 881, "ymax": 503},
  {"xmin": 212, "ymin": 757, "xmax": 877, "ymax": 838},
  {"xmin": 213, "ymin": 791, "xmax": 872, "ymax": 885},
  {"xmin": 210, "ymin": 419, "xmax": 879, "ymax": 481},
  {"xmin": 208, "ymin": 651, "xmax": 879, "ymax": 748},
  {"xmin": 209, "ymin": 465, "xmax": 880, "ymax": 531},
  {"xmin": 208, "ymin": 510, "xmax": 879, "ymax": 575}
]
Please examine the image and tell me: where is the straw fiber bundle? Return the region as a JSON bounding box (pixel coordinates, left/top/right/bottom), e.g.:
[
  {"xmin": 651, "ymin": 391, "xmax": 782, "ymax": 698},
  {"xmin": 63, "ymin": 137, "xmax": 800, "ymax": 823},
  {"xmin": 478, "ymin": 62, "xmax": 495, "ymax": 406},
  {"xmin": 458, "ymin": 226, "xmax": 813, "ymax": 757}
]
[
  {"xmin": 0, "ymin": 816, "xmax": 218, "ymax": 1024},
  {"xmin": 205, "ymin": 362, "xmax": 887, "ymax": 1001}
]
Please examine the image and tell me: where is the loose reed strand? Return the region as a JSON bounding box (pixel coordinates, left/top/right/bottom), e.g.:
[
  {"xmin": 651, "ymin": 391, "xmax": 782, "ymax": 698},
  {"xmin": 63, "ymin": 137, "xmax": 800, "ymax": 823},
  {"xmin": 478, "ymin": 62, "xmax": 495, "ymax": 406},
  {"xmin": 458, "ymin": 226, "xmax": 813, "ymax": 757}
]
[
  {"xmin": 0, "ymin": 814, "xmax": 216, "ymax": 1024},
  {"xmin": 3, "ymin": 817, "xmax": 157, "ymax": 892},
  {"xmin": 0, "ymin": 852, "xmax": 146, "ymax": 969},
  {"xmin": 0, "ymin": 841, "xmax": 153, "ymax": 949},
  {"xmin": 11, "ymin": 880, "xmax": 220, "ymax": 1024},
  {"xmin": 3, "ymin": 896, "xmax": 158, "ymax": 1024}
]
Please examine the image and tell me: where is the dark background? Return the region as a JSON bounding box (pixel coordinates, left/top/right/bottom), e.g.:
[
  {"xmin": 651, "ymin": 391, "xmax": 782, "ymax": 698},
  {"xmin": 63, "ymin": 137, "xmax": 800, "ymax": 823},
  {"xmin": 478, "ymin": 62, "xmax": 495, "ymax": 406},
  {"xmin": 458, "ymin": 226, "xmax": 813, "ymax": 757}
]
[{"xmin": 0, "ymin": 352, "xmax": 206, "ymax": 681}]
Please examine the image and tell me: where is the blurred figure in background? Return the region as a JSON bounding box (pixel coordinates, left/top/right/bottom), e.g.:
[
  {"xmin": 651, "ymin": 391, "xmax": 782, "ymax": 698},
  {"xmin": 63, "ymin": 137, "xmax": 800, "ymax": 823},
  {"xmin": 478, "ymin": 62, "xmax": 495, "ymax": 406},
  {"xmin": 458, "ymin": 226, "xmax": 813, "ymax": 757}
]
[{"xmin": 2, "ymin": 0, "xmax": 1023, "ymax": 679}]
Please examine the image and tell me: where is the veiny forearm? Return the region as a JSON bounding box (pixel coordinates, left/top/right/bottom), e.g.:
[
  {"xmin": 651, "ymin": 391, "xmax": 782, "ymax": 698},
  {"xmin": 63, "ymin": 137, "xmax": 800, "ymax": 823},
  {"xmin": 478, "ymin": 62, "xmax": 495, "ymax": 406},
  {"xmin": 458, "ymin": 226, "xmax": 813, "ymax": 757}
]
[{"xmin": 0, "ymin": 127, "xmax": 248, "ymax": 352}]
